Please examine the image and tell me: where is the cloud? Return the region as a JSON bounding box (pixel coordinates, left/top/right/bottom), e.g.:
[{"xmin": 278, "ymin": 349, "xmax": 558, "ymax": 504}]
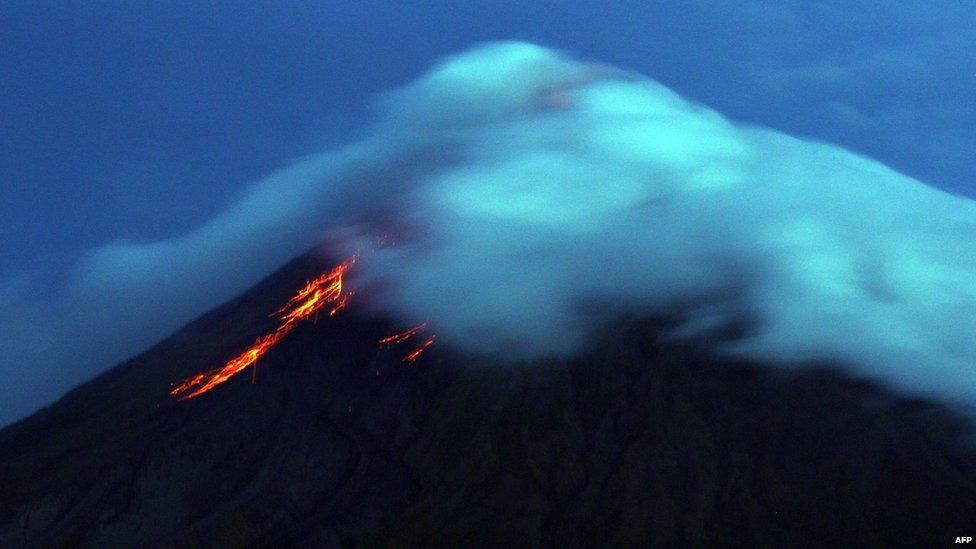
[
  {"xmin": 3, "ymin": 41, "xmax": 976, "ymax": 426},
  {"xmin": 350, "ymin": 42, "xmax": 976, "ymax": 406}
]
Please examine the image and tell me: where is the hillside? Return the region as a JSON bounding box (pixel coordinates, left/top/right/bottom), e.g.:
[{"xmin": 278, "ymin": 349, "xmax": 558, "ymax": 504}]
[{"xmin": 1, "ymin": 251, "xmax": 974, "ymax": 546}]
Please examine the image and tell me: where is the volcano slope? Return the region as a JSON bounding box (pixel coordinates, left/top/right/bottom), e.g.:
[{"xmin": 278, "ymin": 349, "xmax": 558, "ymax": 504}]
[{"xmin": 1, "ymin": 250, "xmax": 974, "ymax": 547}]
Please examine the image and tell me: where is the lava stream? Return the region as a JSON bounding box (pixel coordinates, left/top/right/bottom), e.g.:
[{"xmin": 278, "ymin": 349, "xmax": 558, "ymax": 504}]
[
  {"xmin": 378, "ymin": 322, "xmax": 436, "ymax": 363},
  {"xmin": 404, "ymin": 335, "xmax": 436, "ymax": 363},
  {"xmin": 378, "ymin": 322, "xmax": 428, "ymax": 345},
  {"xmin": 170, "ymin": 257, "xmax": 355, "ymax": 401}
]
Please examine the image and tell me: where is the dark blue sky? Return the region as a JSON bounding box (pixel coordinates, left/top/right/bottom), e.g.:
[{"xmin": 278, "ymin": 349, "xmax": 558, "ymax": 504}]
[{"xmin": 1, "ymin": 0, "xmax": 973, "ymax": 278}]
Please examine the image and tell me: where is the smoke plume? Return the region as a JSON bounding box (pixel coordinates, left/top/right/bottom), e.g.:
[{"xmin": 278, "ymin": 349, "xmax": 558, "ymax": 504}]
[{"xmin": 3, "ymin": 42, "xmax": 975, "ymax": 425}]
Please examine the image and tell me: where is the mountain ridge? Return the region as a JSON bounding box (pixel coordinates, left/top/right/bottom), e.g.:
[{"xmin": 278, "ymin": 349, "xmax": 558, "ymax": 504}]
[{"xmin": 1, "ymin": 249, "xmax": 974, "ymax": 546}]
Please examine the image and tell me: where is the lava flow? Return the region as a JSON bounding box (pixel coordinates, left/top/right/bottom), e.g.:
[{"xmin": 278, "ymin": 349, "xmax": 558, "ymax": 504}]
[
  {"xmin": 169, "ymin": 256, "xmax": 356, "ymax": 401},
  {"xmin": 404, "ymin": 335, "xmax": 436, "ymax": 363},
  {"xmin": 378, "ymin": 322, "xmax": 428, "ymax": 345},
  {"xmin": 378, "ymin": 322, "xmax": 436, "ymax": 363}
]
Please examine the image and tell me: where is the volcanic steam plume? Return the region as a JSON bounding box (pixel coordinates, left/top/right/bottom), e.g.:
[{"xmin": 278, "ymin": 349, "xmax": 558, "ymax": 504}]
[{"xmin": 3, "ymin": 42, "xmax": 976, "ymax": 425}]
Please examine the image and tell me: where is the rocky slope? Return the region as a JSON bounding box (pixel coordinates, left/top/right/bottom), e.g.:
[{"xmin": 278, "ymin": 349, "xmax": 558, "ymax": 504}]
[{"xmin": 1, "ymin": 252, "xmax": 974, "ymax": 546}]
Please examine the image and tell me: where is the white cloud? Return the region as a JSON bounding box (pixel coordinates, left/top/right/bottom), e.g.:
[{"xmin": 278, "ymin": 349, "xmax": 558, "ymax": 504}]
[{"xmin": 4, "ymin": 41, "xmax": 976, "ymax": 425}]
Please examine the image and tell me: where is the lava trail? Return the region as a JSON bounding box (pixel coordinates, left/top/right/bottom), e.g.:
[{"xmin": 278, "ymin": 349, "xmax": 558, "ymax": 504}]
[
  {"xmin": 378, "ymin": 322, "xmax": 428, "ymax": 345},
  {"xmin": 377, "ymin": 322, "xmax": 436, "ymax": 363},
  {"xmin": 403, "ymin": 335, "xmax": 436, "ymax": 363},
  {"xmin": 169, "ymin": 257, "xmax": 356, "ymax": 400}
]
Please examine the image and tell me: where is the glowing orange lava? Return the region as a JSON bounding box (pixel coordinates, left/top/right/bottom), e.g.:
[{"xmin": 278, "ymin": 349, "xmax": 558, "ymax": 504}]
[
  {"xmin": 403, "ymin": 335, "xmax": 436, "ymax": 363},
  {"xmin": 378, "ymin": 322, "xmax": 436, "ymax": 363},
  {"xmin": 378, "ymin": 322, "xmax": 428, "ymax": 345},
  {"xmin": 170, "ymin": 257, "xmax": 356, "ymax": 401}
]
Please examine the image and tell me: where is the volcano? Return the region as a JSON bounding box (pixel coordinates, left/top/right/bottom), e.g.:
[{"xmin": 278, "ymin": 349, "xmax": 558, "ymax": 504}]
[{"xmin": 1, "ymin": 248, "xmax": 974, "ymax": 546}]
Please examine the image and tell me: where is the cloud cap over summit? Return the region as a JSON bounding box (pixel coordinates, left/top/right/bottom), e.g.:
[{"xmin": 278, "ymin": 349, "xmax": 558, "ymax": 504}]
[{"xmin": 2, "ymin": 42, "xmax": 975, "ymax": 425}]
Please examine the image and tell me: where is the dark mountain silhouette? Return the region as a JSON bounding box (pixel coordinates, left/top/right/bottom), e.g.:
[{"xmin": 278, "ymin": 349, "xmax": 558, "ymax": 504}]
[{"xmin": 1, "ymin": 250, "xmax": 974, "ymax": 546}]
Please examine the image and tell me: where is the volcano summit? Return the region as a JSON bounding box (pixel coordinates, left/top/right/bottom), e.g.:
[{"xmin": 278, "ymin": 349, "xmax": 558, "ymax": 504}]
[
  {"xmin": 4, "ymin": 43, "xmax": 976, "ymax": 426},
  {"xmin": 2, "ymin": 42, "xmax": 976, "ymax": 545}
]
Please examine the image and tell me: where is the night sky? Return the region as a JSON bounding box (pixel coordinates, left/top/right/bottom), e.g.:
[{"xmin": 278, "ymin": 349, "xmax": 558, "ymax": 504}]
[{"xmin": 3, "ymin": 1, "xmax": 973, "ymax": 277}]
